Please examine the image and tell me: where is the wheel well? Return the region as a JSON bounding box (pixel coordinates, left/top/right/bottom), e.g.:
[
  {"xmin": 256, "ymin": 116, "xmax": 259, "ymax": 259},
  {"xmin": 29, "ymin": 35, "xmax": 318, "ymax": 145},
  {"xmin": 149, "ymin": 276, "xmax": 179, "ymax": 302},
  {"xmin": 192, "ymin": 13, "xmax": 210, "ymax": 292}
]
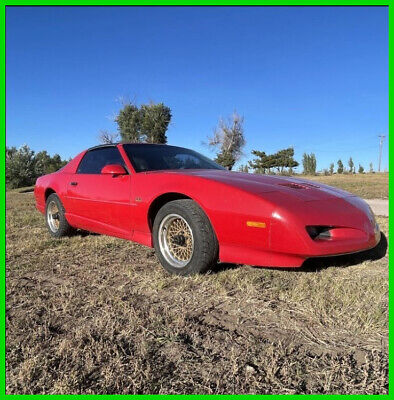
[
  {"xmin": 148, "ymin": 193, "xmax": 192, "ymax": 230},
  {"xmin": 44, "ymin": 188, "xmax": 56, "ymax": 200}
]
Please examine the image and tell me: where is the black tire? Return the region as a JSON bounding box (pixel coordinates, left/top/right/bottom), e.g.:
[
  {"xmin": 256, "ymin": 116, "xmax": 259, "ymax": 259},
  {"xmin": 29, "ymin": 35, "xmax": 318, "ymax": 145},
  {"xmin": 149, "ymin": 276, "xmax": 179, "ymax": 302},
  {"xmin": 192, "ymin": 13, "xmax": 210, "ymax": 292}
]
[
  {"xmin": 153, "ymin": 199, "xmax": 218, "ymax": 276},
  {"xmin": 365, "ymin": 232, "xmax": 388, "ymax": 260},
  {"xmin": 45, "ymin": 193, "xmax": 74, "ymax": 238}
]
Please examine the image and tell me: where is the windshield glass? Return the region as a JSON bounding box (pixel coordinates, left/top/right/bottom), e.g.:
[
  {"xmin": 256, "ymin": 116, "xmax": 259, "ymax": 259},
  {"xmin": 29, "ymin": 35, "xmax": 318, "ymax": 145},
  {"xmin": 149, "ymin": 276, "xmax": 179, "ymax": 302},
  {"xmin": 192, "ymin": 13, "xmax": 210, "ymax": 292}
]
[{"xmin": 122, "ymin": 144, "xmax": 225, "ymax": 172}]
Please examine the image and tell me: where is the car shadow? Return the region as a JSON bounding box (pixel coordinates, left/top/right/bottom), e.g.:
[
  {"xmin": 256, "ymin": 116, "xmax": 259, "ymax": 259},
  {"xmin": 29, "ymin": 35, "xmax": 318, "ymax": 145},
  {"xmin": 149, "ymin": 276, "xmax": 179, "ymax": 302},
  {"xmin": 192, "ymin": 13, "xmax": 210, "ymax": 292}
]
[
  {"xmin": 300, "ymin": 232, "xmax": 388, "ymax": 272},
  {"xmin": 212, "ymin": 233, "xmax": 388, "ymax": 274},
  {"xmin": 70, "ymin": 229, "xmax": 100, "ymax": 238},
  {"xmin": 212, "ymin": 262, "xmax": 241, "ymax": 273}
]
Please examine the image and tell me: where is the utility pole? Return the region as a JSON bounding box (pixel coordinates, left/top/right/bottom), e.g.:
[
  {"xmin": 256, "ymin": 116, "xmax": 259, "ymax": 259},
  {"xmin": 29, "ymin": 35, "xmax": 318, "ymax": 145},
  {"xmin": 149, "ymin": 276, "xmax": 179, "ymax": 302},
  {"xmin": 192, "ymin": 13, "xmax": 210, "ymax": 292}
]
[{"xmin": 378, "ymin": 135, "xmax": 386, "ymax": 172}]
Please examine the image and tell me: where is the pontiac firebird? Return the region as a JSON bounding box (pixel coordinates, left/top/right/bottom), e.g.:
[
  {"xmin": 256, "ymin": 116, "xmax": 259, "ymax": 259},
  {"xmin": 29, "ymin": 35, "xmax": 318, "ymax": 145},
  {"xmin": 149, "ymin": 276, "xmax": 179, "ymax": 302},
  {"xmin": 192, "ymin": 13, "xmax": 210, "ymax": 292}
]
[{"xmin": 34, "ymin": 143, "xmax": 381, "ymax": 275}]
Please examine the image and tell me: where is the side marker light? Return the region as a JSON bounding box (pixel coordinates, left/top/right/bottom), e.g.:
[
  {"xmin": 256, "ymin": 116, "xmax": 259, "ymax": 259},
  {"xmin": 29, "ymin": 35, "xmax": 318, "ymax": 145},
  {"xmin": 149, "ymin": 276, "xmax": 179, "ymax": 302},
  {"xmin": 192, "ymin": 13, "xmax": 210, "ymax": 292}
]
[{"xmin": 246, "ymin": 221, "xmax": 266, "ymax": 228}]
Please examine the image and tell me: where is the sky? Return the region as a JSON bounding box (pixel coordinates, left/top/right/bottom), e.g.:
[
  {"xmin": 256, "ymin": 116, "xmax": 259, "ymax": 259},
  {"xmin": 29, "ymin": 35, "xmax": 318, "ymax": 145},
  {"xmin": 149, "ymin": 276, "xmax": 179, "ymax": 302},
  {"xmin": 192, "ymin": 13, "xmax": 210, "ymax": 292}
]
[{"xmin": 6, "ymin": 6, "xmax": 388, "ymax": 171}]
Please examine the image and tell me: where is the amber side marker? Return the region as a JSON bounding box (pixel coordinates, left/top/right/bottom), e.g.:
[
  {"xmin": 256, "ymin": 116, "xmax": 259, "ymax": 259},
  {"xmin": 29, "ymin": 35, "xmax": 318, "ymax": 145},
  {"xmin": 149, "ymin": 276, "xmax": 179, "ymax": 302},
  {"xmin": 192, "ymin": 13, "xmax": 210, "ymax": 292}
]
[{"xmin": 246, "ymin": 221, "xmax": 266, "ymax": 228}]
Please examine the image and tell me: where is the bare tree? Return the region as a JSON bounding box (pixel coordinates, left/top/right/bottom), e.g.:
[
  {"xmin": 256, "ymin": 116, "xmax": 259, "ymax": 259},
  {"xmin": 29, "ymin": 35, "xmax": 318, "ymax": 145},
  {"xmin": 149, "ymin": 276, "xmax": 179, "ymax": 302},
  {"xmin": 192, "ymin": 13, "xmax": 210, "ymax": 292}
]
[
  {"xmin": 208, "ymin": 111, "xmax": 246, "ymax": 170},
  {"xmin": 98, "ymin": 130, "xmax": 119, "ymax": 144}
]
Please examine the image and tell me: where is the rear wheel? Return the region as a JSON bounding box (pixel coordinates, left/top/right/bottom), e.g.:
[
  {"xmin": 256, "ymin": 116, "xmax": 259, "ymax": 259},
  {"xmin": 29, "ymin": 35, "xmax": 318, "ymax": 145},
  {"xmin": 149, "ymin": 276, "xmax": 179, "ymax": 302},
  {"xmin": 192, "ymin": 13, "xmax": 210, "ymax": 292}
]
[
  {"xmin": 153, "ymin": 199, "xmax": 218, "ymax": 275},
  {"xmin": 45, "ymin": 193, "xmax": 73, "ymax": 238}
]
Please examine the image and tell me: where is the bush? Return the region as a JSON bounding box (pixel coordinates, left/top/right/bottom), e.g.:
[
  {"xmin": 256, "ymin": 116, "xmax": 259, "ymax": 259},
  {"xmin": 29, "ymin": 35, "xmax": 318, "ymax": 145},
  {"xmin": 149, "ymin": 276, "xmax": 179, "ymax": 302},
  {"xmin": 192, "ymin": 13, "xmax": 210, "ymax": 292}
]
[{"xmin": 6, "ymin": 145, "xmax": 67, "ymax": 189}]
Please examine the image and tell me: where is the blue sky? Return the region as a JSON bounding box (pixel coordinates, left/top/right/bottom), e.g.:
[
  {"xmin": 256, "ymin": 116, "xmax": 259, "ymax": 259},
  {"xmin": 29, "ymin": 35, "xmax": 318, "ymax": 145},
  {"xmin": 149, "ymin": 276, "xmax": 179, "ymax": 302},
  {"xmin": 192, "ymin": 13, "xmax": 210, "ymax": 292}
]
[{"xmin": 6, "ymin": 6, "xmax": 388, "ymax": 171}]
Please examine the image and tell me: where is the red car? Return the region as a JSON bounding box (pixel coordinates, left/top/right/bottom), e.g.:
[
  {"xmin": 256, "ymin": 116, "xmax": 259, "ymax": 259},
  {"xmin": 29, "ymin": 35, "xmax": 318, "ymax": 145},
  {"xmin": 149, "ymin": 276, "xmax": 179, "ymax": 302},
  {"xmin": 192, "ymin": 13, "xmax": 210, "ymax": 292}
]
[{"xmin": 34, "ymin": 143, "xmax": 381, "ymax": 275}]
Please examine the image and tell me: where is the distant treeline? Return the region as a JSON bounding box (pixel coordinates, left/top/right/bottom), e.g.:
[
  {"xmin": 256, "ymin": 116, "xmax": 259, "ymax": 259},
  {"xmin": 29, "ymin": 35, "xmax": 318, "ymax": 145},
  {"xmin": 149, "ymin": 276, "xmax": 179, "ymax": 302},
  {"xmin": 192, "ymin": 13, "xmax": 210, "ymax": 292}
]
[
  {"xmin": 239, "ymin": 153, "xmax": 374, "ymax": 176},
  {"xmin": 6, "ymin": 145, "xmax": 68, "ymax": 189}
]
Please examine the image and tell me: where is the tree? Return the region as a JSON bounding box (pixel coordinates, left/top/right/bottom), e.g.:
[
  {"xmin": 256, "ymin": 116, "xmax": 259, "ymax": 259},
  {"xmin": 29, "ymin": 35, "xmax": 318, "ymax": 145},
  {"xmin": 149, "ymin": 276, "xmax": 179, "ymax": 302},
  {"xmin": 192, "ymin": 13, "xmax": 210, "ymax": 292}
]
[
  {"xmin": 302, "ymin": 153, "xmax": 308, "ymax": 174},
  {"xmin": 6, "ymin": 145, "xmax": 37, "ymax": 188},
  {"xmin": 272, "ymin": 147, "xmax": 299, "ymax": 173},
  {"xmin": 98, "ymin": 130, "xmax": 119, "ymax": 144},
  {"xmin": 35, "ymin": 150, "xmax": 50, "ymax": 176},
  {"xmin": 369, "ymin": 162, "xmax": 374, "ymax": 173},
  {"xmin": 140, "ymin": 103, "xmax": 171, "ymax": 144},
  {"xmin": 249, "ymin": 148, "xmax": 298, "ymax": 175},
  {"xmin": 237, "ymin": 164, "xmax": 249, "ymax": 173},
  {"xmin": 358, "ymin": 164, "xmax": 364, "ymax": 174},
  {"xmin": 115, "ymin": 101, "xmax": 171, "ymax": 144},
  {"xmin": 6, "ymin": 145, "xmax": 68, "ymax": 189},
  {"xmin": 248, "ymin": 150, "xmax": 268, "ymax": 174},
  {"xmin": 208, "ymin": 111, "xmax": 246, "ymax": 170},
  {"xmin": 310, "ymin": 154, "xmax": 316, "ymax": 175},
  {"xmin": 50, "ymin": 154, "xmax": 67, "ymax": 173},
  {"xmin": 115, "ymin": 103, "xmax": 141, "ymax": 142},
  {"xmin": 35, "ymin": 151, "xmax": 67, "ymax": 176},
  {"xmin": 302, "ymin": 153, "xmax": 317, "ymax": 175},
  {"xmin": 329, "ymin": 163, "xmax": 334, "ymax": 175},
  {"xmin": 337, "ymin": 159, "xmax": 344, "ymax": 174},
  {"xmin": 348, "ymin": 157, "xmax": 354, "ymax": 174}
]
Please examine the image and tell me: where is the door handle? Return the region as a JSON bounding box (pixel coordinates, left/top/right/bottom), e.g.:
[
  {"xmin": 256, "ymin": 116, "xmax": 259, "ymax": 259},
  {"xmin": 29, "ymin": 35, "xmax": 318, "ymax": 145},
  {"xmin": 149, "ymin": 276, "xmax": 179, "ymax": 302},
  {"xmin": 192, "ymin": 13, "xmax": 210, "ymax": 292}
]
[{"xmin": 70, "ymin": 182, "xmax": 78, "ymax": 186}]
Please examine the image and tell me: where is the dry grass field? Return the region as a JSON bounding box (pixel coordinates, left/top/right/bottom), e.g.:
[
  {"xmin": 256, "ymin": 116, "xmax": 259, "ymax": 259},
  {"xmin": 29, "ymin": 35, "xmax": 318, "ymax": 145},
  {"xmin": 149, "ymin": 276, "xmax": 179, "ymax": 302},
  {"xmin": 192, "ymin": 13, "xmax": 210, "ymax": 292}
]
[
  {"xmin": 302, "ymin": 173, "xmax": 388, "ymax": 199},
  {"xmin": 6, "ymin": 189, "xmax": 388, "ymax": 394}
]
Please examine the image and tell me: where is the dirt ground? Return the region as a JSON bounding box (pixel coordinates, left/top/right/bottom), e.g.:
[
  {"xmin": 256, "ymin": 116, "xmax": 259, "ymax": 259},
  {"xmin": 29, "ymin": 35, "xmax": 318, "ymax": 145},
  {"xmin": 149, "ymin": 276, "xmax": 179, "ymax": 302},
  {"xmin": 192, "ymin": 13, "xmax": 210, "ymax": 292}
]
[{"xmin": 6, "ymin": 191, "xmax": 389, "ymax": 394}]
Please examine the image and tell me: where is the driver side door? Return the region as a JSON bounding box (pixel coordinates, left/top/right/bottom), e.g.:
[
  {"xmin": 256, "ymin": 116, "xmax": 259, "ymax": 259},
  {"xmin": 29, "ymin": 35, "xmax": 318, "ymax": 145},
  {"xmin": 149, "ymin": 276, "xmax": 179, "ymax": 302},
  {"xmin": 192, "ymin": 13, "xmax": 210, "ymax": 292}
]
[{"xmin": 66, "ymin": 146, "xmax": 133, "ymax": 239}]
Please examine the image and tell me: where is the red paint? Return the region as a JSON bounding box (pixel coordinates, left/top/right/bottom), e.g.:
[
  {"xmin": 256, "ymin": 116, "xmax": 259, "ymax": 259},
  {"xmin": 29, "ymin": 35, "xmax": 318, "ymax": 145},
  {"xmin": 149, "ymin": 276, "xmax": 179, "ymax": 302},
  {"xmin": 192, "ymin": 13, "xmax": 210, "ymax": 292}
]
[{"xmin": 34, "ymin": 144, "xmax": 380, "ymax": 268}]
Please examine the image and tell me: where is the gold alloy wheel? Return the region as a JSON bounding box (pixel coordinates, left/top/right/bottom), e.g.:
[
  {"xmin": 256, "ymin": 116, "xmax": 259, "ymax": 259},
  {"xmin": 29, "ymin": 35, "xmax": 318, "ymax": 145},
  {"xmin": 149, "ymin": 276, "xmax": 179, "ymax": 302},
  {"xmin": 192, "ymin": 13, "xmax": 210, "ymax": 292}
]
[
  {"xmin": 158, "ymin": 214, "xmax": 194, "ymax": 268},
  {"xmin": 47, "ymin": 200, "xmax": 60, "ymax": 232}
]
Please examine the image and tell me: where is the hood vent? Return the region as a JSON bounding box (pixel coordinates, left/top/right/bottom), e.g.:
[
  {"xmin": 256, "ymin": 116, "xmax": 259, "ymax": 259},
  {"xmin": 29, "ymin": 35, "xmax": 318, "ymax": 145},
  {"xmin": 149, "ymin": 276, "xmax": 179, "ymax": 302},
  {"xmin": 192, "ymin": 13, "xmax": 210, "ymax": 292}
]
[{"xmin": 279, "ymin": 182, "xmax": 320, "ymax": 190}]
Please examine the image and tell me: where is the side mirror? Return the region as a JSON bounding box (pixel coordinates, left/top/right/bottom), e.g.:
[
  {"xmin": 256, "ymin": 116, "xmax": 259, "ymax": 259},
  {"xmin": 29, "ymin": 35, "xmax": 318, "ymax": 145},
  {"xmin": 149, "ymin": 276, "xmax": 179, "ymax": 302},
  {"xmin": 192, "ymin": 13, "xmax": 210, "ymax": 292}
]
[{"xmin": 101, "ymin": 164, "xmax": 127, "ymax": 176}]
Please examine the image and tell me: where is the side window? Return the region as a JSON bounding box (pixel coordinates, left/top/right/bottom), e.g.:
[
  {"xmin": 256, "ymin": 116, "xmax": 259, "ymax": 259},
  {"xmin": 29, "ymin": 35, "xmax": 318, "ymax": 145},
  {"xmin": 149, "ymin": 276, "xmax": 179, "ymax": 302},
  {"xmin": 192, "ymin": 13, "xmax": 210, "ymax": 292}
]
[{"xmin": 77, "ymin": 147, "xmax": 126, "ymax": 174}]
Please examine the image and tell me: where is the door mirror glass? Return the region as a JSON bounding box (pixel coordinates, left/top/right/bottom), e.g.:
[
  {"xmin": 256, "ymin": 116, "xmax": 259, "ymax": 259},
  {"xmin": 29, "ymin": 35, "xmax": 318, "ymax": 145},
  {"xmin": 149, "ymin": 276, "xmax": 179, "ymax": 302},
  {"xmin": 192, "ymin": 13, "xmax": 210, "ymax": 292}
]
[{"xmin": 101, "ymin": 164, "xmax": 127, "ymax": 175}]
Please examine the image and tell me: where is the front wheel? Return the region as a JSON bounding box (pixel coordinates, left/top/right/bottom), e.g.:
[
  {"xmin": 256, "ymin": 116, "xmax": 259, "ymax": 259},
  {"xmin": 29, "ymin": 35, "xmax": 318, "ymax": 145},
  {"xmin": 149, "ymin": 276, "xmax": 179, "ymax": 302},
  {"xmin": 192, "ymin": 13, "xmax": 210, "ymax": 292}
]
[{"xmin": 153, "ymin": 199, "xmax": 218, "ymax": 275}]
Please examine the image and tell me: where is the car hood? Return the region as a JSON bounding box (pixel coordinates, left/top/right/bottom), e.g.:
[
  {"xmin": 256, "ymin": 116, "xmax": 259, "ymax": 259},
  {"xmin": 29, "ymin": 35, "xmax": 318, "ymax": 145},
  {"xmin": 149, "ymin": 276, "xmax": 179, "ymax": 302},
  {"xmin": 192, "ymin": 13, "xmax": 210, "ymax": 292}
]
[{"xmin": 160, "ymin": 169, "xmax": 352, "ymax": 202}]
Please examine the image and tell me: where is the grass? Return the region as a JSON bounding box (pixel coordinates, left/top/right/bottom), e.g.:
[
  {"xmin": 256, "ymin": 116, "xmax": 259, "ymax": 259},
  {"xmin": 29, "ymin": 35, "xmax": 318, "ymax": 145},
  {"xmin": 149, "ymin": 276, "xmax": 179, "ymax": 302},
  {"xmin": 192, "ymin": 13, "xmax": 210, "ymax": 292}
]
[
  {"xmin": 6, "ymin": 191, "xmax": 388, "ymax": 394},
  {"xmin": 300, "ymin": 173, "xmax": 388, "ymax": 199},
  {"xmin": 6, "ymin": 186, "xmax": 35, "ymax": 193}
]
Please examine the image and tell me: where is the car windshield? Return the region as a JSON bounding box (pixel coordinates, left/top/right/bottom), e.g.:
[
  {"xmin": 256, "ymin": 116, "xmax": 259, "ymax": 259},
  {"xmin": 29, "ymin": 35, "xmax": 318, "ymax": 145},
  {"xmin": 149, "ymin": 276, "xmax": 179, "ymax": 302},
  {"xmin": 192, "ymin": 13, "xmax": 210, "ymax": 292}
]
[{"xmin": 122, "ymin": 144, "xmax": 225, "ymax": 172}]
